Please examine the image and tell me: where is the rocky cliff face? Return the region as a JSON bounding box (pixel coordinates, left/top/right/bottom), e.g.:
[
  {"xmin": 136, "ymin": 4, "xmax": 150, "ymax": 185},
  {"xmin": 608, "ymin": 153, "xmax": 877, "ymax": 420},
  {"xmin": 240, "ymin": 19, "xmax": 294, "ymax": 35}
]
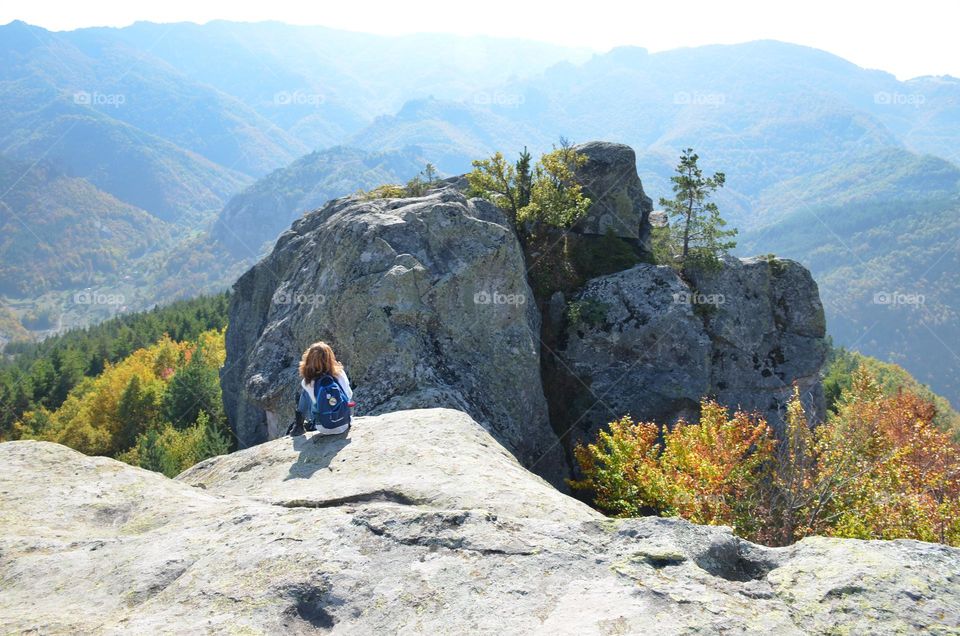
[
  {"xmin": 688, "ymin": 255, "xmax": 828, "ymax": 422},
  {"xmin": 534, "ymin": 142, "xmax": 828, "ymax": 451},
  {"xmin": 2, "ymin": 414, "xmax": 958, "ymax": 635},
  {"xmin": 222, "ymin": 187, "xmax": 567, "ymax": 485},
  {"xmin": 554, "ymin": 255, "xmax": 828, "ymax": 444}
]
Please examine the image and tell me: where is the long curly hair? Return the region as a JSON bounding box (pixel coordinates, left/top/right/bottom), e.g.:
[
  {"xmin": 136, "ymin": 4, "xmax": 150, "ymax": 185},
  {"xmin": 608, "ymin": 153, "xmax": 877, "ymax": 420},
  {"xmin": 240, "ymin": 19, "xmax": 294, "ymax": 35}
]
[{"xmin": 298, "ymin": 341, "xmax": 344, "ymax": 381}]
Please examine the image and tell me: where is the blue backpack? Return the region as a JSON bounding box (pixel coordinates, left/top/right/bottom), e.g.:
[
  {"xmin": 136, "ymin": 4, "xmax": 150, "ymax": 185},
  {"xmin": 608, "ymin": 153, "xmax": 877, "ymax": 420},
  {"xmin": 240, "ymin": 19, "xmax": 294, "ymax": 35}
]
[{"xmin": 310, "ymin": 374, "xmax": 352, "ymax": 432}]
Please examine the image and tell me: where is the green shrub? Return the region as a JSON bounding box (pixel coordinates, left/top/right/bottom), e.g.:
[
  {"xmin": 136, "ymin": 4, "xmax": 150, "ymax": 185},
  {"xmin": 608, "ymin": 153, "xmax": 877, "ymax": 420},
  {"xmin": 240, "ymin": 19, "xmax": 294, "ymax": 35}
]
[
  {"xmin": 363, "ymin": 163, "xmax": 440, "ymax": 200},
  {"xmin": 566, "ymin": 298, "xmax": 609, "ymax": 329},
  {"xmin": 362, "ymin": 184, "xmax": 408, "ymax": 199},
  {"xmin": 468, "ymin": 146, "xmax": 590, "ymax": 233},
  {"xmin": 120, "ymin": 410, "xmax": 230, "ymax": 478}
]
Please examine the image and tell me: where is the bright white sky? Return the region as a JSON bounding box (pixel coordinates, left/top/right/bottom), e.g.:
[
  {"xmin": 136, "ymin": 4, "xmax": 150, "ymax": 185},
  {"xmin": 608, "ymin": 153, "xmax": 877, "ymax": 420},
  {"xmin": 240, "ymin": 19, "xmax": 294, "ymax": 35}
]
[{"xmin": 3, "ymin": 0, "xmax": 958, "ymax": 80}]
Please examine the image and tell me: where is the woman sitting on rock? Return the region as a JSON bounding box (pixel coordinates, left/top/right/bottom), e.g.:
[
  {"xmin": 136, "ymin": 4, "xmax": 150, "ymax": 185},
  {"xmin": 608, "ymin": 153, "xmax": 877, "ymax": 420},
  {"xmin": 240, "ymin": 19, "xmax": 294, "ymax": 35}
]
[{"xmin": 288, "ymin": 341, "xmax": 354, "ymax": 436}]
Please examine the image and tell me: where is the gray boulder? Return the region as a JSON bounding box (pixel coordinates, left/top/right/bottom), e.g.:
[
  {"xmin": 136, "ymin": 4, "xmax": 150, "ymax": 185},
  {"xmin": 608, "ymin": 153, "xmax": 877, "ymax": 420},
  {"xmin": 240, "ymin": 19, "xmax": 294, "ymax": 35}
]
[
  {"xmin": 688, "ymin": 255, "xmax": 829, "ymax": 425},
  {"xmin": 2, "ymin": 414, "xmax": 957, "ymax": 635},
  {"xmin": 558, "ymin": 255, "xmax": 828, "ymax": 442},
  {"xmin": 222, "ymin": 187, "xmax": 567, "ymax": 485},
  {"xmin": 570, "ymin": 141, "xmax": 653, "ymax": 250},
  {"xmin": 559, "ymin": 263, "xmax": 712, "ymax": 440}
]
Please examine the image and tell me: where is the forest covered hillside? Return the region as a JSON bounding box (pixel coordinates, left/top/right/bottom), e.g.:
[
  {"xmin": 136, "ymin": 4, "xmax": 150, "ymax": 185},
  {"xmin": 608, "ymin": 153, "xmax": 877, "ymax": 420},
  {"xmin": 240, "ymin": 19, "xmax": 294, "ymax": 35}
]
[{"xmin": 1, "ymin": 21, "xmax": 958, "ymax": 419}]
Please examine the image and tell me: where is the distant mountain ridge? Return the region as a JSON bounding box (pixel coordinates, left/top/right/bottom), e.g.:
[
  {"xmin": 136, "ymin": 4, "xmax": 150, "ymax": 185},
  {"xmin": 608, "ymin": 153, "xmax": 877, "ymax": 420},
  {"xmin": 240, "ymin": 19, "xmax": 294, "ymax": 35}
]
[
  {"xmin": 742, "ymin": 151, "xmax": 960, "ymax": 402},
  {"xmin": 1, "ymin": 21, "xmax": 958, "ymax": 408},
  {"xmin": 0, "ymin": 19, "xmax": 587, "ymax": 335}
]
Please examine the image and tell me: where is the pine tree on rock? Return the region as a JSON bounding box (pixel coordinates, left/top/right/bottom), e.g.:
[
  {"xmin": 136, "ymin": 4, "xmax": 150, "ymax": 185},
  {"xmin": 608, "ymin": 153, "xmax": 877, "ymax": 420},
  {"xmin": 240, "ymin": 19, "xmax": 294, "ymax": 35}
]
[{"xmin": 658, "ymin": 148, "xmax": 737, "ymax": 272}]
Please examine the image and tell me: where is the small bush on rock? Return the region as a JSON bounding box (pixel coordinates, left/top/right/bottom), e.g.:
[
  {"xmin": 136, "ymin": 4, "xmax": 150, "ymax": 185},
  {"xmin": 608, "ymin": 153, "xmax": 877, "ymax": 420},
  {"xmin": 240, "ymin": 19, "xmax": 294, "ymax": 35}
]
[
  {"xmin": 467, "ymin": 145, "xmax": 590, "ymax": 233},
  {"xmin": 566, "ymin": 298, "xmax": 610, "ymax": 329}
]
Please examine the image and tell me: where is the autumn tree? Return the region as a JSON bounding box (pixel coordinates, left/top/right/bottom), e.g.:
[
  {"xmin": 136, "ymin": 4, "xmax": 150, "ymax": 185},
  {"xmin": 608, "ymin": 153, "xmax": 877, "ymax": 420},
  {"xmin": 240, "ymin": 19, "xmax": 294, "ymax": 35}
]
[
  {"xmin": 569, "ymin": 416, "xmax": 665, "ymax": 518},
  {"xmin": 814, "ymin": 367, "xmax": 960, "ymax": 543},
  {"xmin": 519, "ymin": 146, "xmax": 590, "ymax": 228},
  {"xmin": 573, "ymin": 367, "xmax": 960, "ymax": 547},
  {"xmin": 571, "ymin": 400, "xmax": 774, "ymax": 540},
  {"xmin": 467, "ymin": 152, "xmax": 522, "ymax": 222},
  {"xmin": 658, "ymin": 402, "xmax": 773, "ymax": 536}
]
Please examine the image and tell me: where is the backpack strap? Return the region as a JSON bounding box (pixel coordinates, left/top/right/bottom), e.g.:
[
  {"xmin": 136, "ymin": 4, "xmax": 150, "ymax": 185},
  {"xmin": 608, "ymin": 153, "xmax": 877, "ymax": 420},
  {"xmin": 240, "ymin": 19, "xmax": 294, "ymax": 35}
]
[{"xmin": 315, "ymin": 374, "xmax": 344, "ymax": 393}]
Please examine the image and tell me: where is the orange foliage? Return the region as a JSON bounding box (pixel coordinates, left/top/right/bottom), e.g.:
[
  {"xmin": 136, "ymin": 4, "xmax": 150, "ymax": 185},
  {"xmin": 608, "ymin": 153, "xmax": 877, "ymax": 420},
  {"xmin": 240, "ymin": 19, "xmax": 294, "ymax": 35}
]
[
  {"xmin": 571, "ymin": 401, "xmax": 774, "ymax": 538},
  {"xmin": 573, "ymin": 365, "xmax": 960, "ymax": 547}
]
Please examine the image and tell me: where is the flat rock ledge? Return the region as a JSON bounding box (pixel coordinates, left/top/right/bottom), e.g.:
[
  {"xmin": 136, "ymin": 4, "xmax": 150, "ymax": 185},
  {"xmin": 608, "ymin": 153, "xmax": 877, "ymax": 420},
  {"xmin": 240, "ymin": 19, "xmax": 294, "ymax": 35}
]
[{"xmin": 1, "ymin": 408, "xmax": 958, "ymax": 635}]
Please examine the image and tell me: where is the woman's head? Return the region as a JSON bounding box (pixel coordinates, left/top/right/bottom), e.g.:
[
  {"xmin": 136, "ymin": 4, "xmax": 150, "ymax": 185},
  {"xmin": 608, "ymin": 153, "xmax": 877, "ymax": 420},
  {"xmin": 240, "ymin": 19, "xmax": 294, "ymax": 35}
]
[{"xmin": 298, "ymin": 341, "xmax": 343, "ymax": 381}]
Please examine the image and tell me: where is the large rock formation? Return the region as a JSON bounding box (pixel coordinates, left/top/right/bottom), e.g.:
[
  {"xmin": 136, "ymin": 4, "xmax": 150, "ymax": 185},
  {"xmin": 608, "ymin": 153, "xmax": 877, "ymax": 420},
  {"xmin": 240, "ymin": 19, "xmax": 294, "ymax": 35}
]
[
  {"xmin": 223, "ymin": 140, "xmax": 829, "ymax": 484},
  {"xmin": 556, "ymin": 256, "xmax": 828, "ymax": 444},
  {"xmin": 3, "ymin": 413, "xmax": 958, "ymax": 635},
  {"xmin": 688, "ymin": 255, "xmax": 829, "ymax": 422},
  {"xmin": 570, "ymin": 141, "xmax": 654, "ymax": 250},
  {"xmin": 222, "ymin": 187, "xmax": 567, "ymax": 485},
  {"xmin": 556, "ymin": 262, "xmax": 712, "ymax": 431}
]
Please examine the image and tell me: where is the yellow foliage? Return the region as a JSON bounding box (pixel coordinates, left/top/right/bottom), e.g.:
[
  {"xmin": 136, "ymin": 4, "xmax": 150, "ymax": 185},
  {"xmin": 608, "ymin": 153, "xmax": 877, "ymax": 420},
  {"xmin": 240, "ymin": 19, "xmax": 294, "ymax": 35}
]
[
  {"xmin": 20, "ymin": 330, "xmax": 224, "ymax": 459},
  {"xmin": 814, "ymin": 365, "xmax": 960, "ymax": 545},
  {"xmin": 574, "ymin": 367, "xmax": 960, "ymax": 547},
  {"xmin": 571, "ymin": 401, "xmax": 774, "ymax": 538}
]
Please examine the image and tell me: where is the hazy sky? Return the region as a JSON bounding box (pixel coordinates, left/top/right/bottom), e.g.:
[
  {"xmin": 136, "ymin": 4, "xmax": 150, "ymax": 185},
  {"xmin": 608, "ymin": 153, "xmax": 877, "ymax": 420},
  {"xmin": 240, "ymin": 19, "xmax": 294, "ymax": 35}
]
[{"xmin": 3, "ymin": 0, "xmax": 958, "ymax": 79}]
